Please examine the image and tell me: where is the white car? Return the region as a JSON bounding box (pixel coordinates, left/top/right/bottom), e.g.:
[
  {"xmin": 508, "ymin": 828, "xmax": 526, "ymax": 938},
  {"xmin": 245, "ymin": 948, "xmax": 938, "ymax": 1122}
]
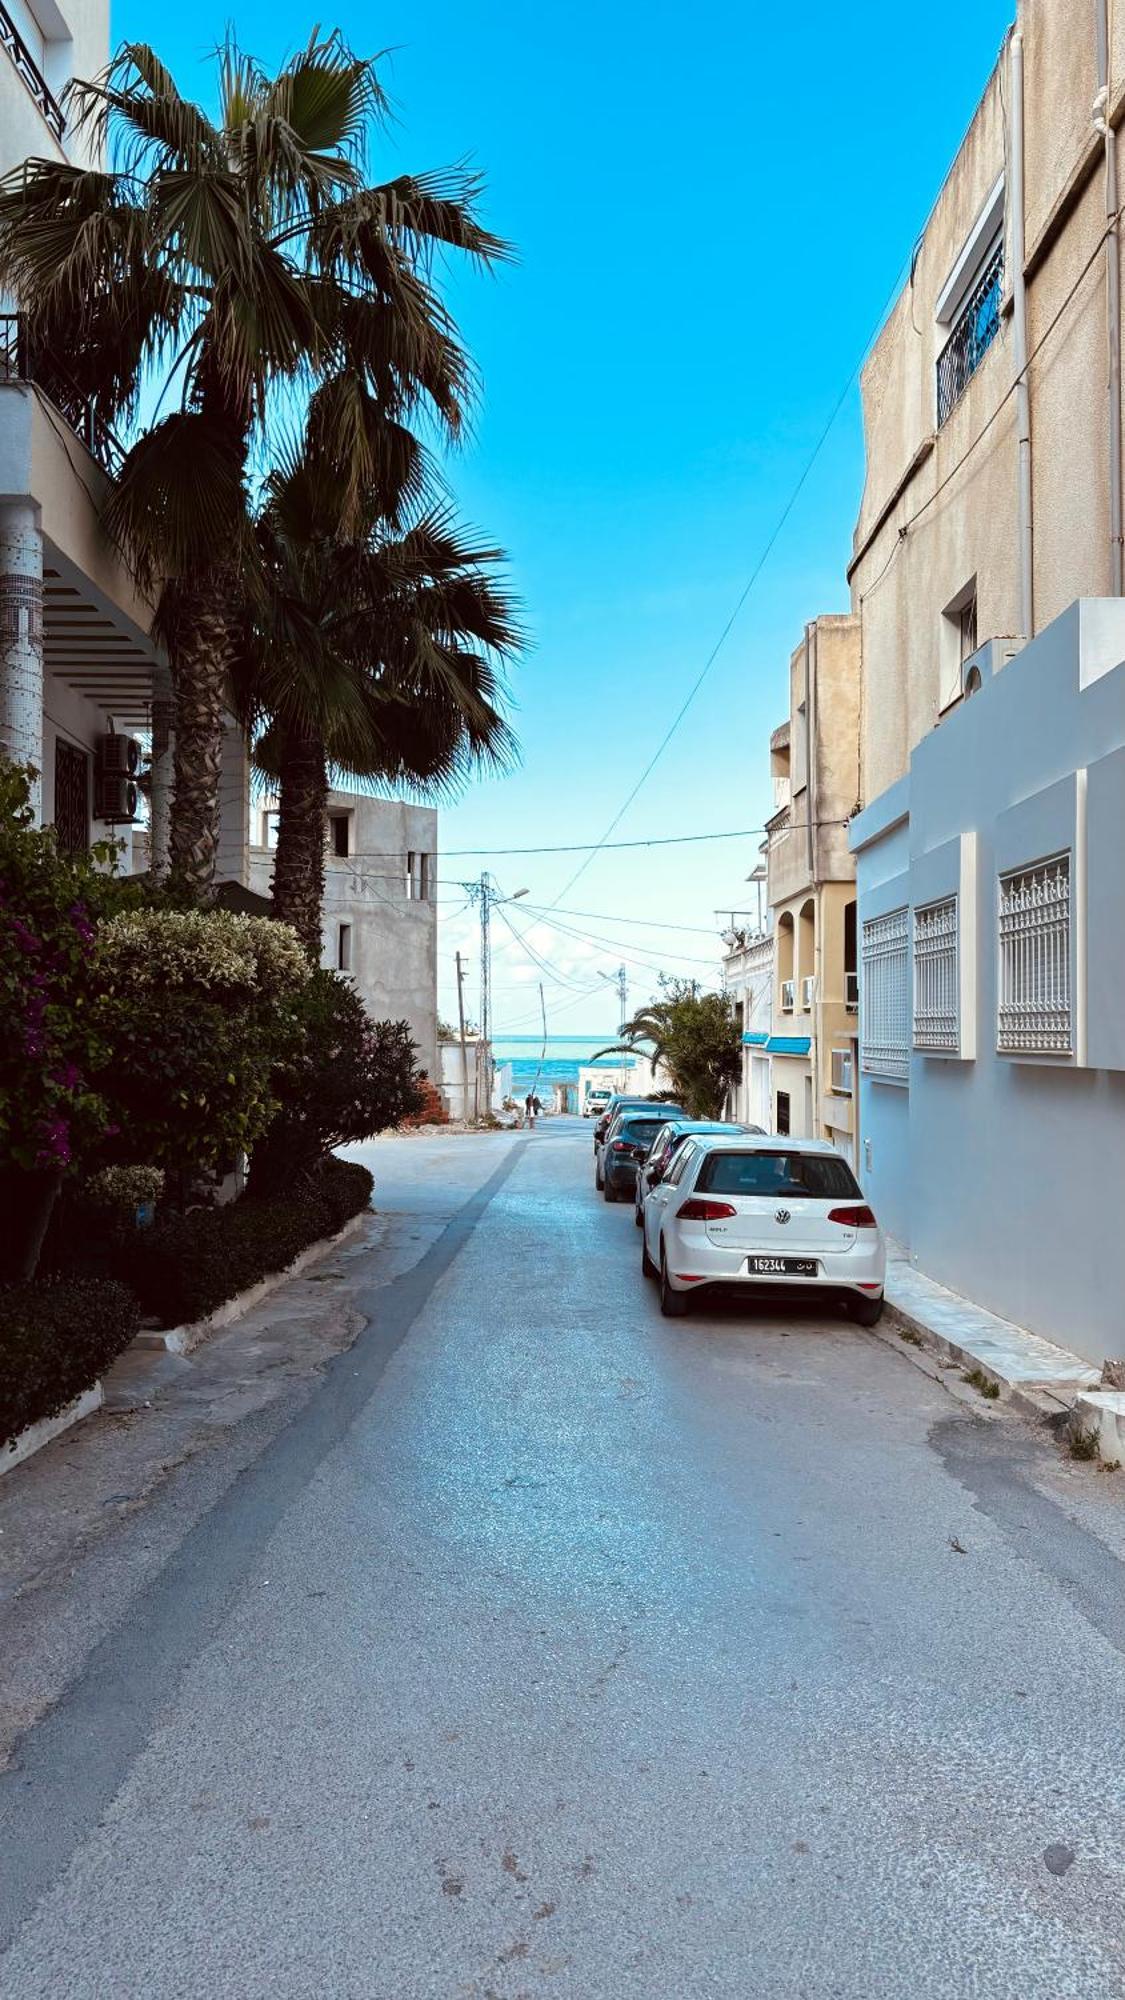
[
  {"xmin": 641, "ymin": 1133, "xmax": 886, "ymax": 1324},
  {"xmin": 583, "ymin": 1090, "xmax": 613, "ymax": 1119}
]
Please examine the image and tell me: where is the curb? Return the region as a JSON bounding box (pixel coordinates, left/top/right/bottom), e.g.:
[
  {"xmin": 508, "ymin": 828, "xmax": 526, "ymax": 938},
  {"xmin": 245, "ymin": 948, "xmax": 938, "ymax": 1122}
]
[
  {"xmin": 879, "ymin": 1258, "xmax": 1104, "ymax": 1430},
  {"xmin": 132, "ymin": 1209, "xmax": 370, "ymax": 1355},
  {"xmin": 1, "ymin": 1383, "xmax": 105, "ymax": 1479}
]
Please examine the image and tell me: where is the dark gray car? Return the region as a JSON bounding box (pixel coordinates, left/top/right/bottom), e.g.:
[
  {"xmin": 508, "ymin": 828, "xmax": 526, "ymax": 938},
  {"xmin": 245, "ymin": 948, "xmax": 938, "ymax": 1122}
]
[
  {"xmin": 633, "ymin": 1118, "xmax": 762, "ymax": 1223},
  {"xmin": 601, "ymin": 1110, "xmax": 676, "ymax": 1203}
]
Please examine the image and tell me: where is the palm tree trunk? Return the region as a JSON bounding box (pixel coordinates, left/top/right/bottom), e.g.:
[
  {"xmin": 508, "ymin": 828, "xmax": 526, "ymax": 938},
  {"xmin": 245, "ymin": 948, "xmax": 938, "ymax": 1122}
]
[
  {"xmin": 272, "ymin": 721, "xmax": 329, "ymax": 960},
  {"xmin": 168, "ymin": 572, "xmax": 234, "ymax": 895}
]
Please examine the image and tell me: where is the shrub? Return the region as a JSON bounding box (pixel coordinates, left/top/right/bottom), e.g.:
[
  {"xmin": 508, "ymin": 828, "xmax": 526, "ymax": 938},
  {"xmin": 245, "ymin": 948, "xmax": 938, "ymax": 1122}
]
[
  {"xmin": 248, "ymin": 973, "xmax": 422, "ymax": 1193},
  {"xmin": 0, "ymin": 1277, "xmax": 140, "ymax": 1448},
  {"xmin": 122, "ymin": 1158, "xmax": 373, "ymax": 1326},
  {"xmin": 91, "ymin": 908, "xmax": 310, "ymax": 1198},
  {"xmin": 85, "ymin": 1165, "xmax": 165, "ymax": 1211},
  {"xmin": 402, "ymin": 1077, "xmax": 449, "ymax": 1128}
]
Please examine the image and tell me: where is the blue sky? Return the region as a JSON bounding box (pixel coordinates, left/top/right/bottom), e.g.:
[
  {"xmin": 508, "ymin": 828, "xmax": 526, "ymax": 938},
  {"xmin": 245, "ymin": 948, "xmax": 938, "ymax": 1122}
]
[{"xmin": 118, "ymin": 0, "xmax": 1015, "ymax": 1034}]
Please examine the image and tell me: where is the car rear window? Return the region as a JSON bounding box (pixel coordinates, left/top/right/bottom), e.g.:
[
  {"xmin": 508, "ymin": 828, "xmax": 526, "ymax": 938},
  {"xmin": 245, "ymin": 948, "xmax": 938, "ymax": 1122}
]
[
  {"xmin": 619, "ymin": 1117, "xmax": 667, "ymax": 1144},
  {"xmin": 696, "ymin": 1150, "xmax": 863, "ymax": 1199}
]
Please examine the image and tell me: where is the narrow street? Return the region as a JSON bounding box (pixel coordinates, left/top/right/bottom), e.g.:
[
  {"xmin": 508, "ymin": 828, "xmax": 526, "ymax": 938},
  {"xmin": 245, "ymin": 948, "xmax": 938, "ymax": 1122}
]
[{"xmin": 3, "ymin": 1121, "xmax": 1125, "ymax": 1998}]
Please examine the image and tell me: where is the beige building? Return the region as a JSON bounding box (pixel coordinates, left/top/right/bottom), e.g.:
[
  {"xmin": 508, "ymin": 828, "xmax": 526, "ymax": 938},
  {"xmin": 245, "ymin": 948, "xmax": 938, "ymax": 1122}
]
[
  {"xmin": 850, "ymin": 0, "xmax": 1125, "ymax": 796},
  {"xmin": 845, "ymin": 0, "xmax": 1125, "ymax": 1362},
  {"xmin": 764, "ymin": 615, "xmax": 861, "ymax": 1161},
  {"xmin": 0, "ymin": 0, "xmax": 168, "ymax": 857}
]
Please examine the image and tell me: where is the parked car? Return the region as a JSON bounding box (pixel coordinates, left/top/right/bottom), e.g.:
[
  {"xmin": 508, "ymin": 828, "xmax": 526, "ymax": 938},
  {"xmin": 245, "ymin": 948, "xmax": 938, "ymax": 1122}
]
[
  {"xmin": 600, "ymin": 1110, "xmax": 676, "ymax": 1203},
  {"xmin": 632, "ymin": 1119, "xmax": 761, "ymax": 1225},
  {"xmin": 595, "ymin": 1098, "xmax": 686, "ymax": 1187},
  {"xmin": 641, "ymin": 1133, "xmax": 886, "ymax": 1324},
  {"xmin": 592, "ymin": 1094, "xmax": 658, "ymax": 1154},
  {"xmin": 583, "ymin": 1086, "xmax": 613, "ymax": 1119}
]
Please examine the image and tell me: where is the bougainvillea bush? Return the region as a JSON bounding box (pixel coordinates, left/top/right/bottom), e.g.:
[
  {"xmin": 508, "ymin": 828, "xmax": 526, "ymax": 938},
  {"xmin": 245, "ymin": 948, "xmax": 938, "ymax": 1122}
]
[{"xmin": 0, "ymin": 763, "xmax": 121, "ymax": 1277}]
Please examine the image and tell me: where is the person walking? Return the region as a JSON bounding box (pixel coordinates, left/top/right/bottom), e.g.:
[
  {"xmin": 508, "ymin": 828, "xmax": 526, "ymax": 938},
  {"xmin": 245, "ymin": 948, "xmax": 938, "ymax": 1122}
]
[{"xmin": 524, "ymin": 1091, "xmax": 543, "ymax": 1129}]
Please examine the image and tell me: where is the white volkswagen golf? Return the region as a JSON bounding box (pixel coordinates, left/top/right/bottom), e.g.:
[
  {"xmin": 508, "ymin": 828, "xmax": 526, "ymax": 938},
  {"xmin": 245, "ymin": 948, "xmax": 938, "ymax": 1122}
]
[{"xmin": 641, "ymin": 1133, "xmax": 886, "ymax": 1323}]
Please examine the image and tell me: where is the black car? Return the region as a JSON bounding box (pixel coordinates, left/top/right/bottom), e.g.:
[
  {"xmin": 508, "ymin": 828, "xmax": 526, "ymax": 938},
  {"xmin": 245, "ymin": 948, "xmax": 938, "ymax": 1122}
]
[
  {"xmin": 632, "ymin": 1118, "xmax": 760, "ymax": 1224},
  {"xmin": 601, "ymin": 1110, "xmax": 675, "ymax": 1203},
  {"xmin": 595, "ymin": 1099, "xmax": 686, "ymax": 1188},
  {"xmin": 592, "ymin": 1094, "xmax": 662, "ymax": 1155}
]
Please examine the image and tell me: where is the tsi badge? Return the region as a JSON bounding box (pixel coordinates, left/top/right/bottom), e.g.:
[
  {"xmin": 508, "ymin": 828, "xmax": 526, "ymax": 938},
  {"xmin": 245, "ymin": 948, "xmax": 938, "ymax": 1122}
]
[{"xmin": 775, "ymin": 1208, "xmax": 791, "ymax": 1225}]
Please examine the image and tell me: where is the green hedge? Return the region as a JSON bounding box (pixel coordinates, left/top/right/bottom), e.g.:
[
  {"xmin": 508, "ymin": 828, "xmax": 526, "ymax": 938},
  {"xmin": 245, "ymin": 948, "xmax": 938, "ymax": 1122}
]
[
  {"xmin": 1, "ymin": 1278, "xmax": 140, "ymax": 1449},
  {"xmin": 122, "ymin": 1158, "xmax": 374, "ymax": 1329}
]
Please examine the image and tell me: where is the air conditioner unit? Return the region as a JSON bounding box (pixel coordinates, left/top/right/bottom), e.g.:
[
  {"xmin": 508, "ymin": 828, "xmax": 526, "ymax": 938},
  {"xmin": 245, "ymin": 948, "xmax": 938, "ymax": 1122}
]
[
  {"xmin": 831, "ymin": 1048, "xmax": 853, "ymax": 1094},
  {"xmin": 960, "ymin": 634, "xmax": 1024, "ymax": 700},
  {"xmin": 780, "ymin": 979, "xmax": 796, "ymax": 1013},
  {"xmin": 94, "ymin": 731, "xmax": 142, "ymax": 823},
  {"xmin": 845, "ymin": 972, "xmax": 859, "ymax": 1012},
  {"xmin": 801, "ymin": 976, "xmax": 816, "ymax": 1009}
]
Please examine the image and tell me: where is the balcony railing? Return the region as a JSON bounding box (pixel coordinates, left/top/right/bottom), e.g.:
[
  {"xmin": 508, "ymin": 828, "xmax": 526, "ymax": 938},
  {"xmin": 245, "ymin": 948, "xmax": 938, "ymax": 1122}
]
[
  {"xmin": 0, "ymin": 0, "xmax": 65, "ymax": 140},
  {"xmin": 936, "ymin": 240, "xmax": 1004, "ymax": 425},
  {"xmin": 780, "ymin": 979, "xmax": 796, "ymax": 1013},
  {"xmin": 1, "ymin": 314, "xmax": 124, "ymax": 476}
]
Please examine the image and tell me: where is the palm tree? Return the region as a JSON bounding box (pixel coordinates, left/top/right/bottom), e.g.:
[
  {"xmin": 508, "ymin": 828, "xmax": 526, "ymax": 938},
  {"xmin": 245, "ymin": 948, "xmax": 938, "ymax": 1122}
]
[
  {"xmin": 591, "ymin": 982, "xmax": 741, "ymax": 1117},
  {"xmin": 0, "ymin": 35, "xmax": 509, "ymax": 890},
  {"xmin": 236, "ymin": 446, "xmax": 521, "ymax": 957}
]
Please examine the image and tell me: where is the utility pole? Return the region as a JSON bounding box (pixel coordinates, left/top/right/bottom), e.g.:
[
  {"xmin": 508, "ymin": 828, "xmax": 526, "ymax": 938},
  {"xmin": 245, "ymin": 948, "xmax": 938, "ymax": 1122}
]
[
  {"xmin": 462, "ymin": 874, "xmax": 529, "ymax": 1120},
  {"xmin": 455, "ymin": 950, "xmax": 472, "ymax": 1124}
]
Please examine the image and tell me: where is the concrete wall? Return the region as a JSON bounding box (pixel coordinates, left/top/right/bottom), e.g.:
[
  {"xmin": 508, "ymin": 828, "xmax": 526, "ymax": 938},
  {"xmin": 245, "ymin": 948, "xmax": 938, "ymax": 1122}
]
[
  {"xmin": 250, "ymin": 792, "xmax": 439, "ymax": 1082},
  {"xmin": 850, "ymin": 600, "xmax": 1125, "ymax": 1364},
  {"xmin": 850, "ymin": 0, "xmax": 1125, "ymax": 807}
]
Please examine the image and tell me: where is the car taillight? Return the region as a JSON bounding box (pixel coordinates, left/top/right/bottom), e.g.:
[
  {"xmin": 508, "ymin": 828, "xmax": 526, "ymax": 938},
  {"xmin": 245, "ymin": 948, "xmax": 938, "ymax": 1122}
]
[
  {"xmin": 676, "ymin": 1198, "xmax": 737, "ymax": 1221},
  {"xmin": 611, "ymin": 1139, "xmax": 630, "ymax": 1153},
  {"xmin": 827, "ymin": 1204, "xmax": 878, "ymax": 1229}
]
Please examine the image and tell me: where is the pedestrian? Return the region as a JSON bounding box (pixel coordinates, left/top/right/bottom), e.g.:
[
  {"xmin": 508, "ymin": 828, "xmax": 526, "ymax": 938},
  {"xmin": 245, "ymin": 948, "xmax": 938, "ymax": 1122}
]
[{"xmin": 524, "ymin": 1091, "xmax": 542, "ymax": 1129}]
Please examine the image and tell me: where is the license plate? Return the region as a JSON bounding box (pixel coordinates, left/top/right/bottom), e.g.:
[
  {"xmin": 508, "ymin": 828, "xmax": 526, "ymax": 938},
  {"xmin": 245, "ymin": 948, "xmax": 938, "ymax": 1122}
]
[{"xmin": 746, "ymin": 1255, "xmax": 818, "ymax": 1277}]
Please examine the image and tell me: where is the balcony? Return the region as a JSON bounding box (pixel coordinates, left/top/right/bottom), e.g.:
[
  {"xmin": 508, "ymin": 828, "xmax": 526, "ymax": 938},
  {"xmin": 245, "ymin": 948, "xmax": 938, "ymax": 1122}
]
[
  {"xmin": 1, "ymin": 315, "xmax": 124, "ymax": 476},
  {"xmin": 0, "ymin": 0, "xmax": 64, "ymax": 141},
  {"xmin": 936, "ymin": 239, "xmax": 1003, "ymax": 425},
  {"xmin": 780, "ymin": 979, "xmax": 796, "ymax": 1013}
]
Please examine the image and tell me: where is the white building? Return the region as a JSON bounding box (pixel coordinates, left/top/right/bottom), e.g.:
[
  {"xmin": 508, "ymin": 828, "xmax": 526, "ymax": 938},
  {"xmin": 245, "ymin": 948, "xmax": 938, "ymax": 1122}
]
[
  {"xmin": 249, "ymin": 791, "xmax": 439, "ymax": 1081},
  {"xmin": 0, "ymin": 0, "xmax": 168, "ymax": 858},
  {"xmin": 851, "ymin": 600, "xmax": 1125, "ymax": 1366},
  {"xmin": 721, "ymin": 929, "xmax": 774, "ymax": 1129}
]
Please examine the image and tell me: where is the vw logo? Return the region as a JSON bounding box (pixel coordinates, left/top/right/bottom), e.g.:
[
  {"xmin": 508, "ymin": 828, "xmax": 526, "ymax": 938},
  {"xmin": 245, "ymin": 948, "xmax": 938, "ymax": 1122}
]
[{"xmin": 775, "ymin": 1208, "xmax": 792, "ymax": 1225}]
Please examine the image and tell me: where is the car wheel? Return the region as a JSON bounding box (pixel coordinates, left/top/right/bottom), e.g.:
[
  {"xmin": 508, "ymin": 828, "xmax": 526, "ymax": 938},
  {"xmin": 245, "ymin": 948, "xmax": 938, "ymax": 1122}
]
[
  {"xmin": 641, "ymin": 1236, "xmax": 658, "ymax": 1279},
  {"xmin": 849, "ymin": 1292, "xmax": 884, "ymax": 1327},
  {"xmin": 660, "ymin": 1247, "xmax": 690, "ymax": 1318},
  {"xmin": 603, "ymin": 1179, "xmax": 618, "ymax": 1203},
  {"xmin": 595, "ymin": 1159, "xmax": 603, "ymax": 1190}
]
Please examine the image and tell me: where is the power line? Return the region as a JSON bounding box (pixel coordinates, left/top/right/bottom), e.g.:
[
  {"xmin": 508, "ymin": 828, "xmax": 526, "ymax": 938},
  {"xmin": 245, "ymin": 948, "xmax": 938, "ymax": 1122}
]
[
  {"xmin": 523, "ymin": 904, "xmax": 720, "ymax": 972},
  {"xmin": 439, "ymin": 820, "xmax": 845, "ymax": 859},
  {"xmin": 519, "ymin": 901, "xmax": 722, "ymax": 936},
  {"xmin": 548, "ymin": 257, "xmax": 919, "ymax": 905}
]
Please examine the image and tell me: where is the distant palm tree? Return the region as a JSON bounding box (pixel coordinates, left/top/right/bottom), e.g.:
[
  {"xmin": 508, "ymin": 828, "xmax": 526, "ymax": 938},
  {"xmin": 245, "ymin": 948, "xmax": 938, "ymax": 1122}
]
[
  {"xmin": 0, "ymin": 35, "xmax": 509, "ymax": 889},
  {"xmin": 236, "ymin": 445, "xmax": 521, "ymax": 957}
]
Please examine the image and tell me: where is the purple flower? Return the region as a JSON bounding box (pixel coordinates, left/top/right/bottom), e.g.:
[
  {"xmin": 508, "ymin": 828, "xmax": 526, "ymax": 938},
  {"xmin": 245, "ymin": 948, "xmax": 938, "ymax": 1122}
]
[{"xmin": 33, "ymin": 1115, "xmax": 71, "ymax": 1169}]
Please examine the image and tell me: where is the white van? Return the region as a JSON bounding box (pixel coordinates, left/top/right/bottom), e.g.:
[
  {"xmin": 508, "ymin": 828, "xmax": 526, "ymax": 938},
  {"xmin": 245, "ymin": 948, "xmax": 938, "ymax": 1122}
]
[{"xmin": 583, "ymin": 1085, "xmax": 613, "ymax": 1119}]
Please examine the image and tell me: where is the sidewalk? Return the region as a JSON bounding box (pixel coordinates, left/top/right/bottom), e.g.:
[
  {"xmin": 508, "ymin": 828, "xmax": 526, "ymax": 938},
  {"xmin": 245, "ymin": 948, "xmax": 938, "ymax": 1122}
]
[{"xmin": 882, "ymin": 1244, "xmax": 1125, "ymax": 1457}]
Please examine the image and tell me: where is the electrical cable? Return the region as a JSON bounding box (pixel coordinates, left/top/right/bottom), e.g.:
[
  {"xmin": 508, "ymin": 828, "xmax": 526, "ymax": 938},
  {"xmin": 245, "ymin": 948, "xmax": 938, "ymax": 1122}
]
[
  {"xmin": 438, "ymin": 820, "xmax": 846, "ymax": 859},
  {"xmin": 521, "ymin": 904, "xmax": 720, "ymax": 972}
]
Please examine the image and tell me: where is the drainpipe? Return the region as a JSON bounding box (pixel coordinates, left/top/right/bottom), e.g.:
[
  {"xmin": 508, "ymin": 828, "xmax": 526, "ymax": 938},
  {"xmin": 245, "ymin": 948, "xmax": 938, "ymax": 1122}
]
[
  {"xmin": 1095, "ymin": 0, "xmax": 1124, "ymax": 594},
  {"xmin": 1010, "ymin": 31, "xmax": 1035, "ymax": 638}
]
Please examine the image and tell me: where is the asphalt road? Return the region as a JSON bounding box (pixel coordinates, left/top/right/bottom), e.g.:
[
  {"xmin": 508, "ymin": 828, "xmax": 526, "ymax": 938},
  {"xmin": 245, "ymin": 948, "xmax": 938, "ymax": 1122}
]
[{"xmin": 3, "ymin": 1121, "xmax": 1125, "ymax": 1998}]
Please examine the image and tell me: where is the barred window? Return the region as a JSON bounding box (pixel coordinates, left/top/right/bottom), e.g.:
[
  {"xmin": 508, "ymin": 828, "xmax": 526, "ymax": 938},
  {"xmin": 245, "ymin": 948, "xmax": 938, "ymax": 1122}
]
[
  {"xmin": 997, "ymin": 855, "xmax": 1072, "ymax": 1055},
  {"xmin": 913, "ymin": 897, "xmax": 959, "ymax": 1053},
  {"xmin": 861, "ymin": 908, "xmax": 909, "ymax": 1081}
]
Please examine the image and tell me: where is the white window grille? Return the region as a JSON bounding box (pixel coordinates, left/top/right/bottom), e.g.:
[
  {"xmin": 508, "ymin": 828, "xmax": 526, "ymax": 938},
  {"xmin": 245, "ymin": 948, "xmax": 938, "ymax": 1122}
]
[
  {"xmin": 913, "ymin": 897, "xmax": 959, "ymax": 1052},
  {"xmin": 861, "ymin": 908, "xmax": 909, "ymax": 1080},
  {"xmin": 997, "ymin": 854, "xmax": 1072, "ymax": 1054}
]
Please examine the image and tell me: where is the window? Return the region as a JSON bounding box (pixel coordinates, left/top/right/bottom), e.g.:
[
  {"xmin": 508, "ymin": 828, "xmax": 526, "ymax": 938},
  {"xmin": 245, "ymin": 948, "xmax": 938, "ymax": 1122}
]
[
  {"xmin": 913, "ymin": 897, "xmax": 959, "ymax": 1053},
  {"xmin": 405, "ymin": 850, "xmax": 430, "ymax": 900},
  {"xmin": 935, "ymin": 177, "xmax": 1005, "ymax": 425},
  {"xmin": 337, "ymin": 922, "xmax": 352, "ymax": 973},
  {"xmin": 861, "ymin": 907, "xmax": 910, "ymax": 1080},
  {"xmin": 997, "ymin": 854, "xmax": 1071, "ymax": 1055},
  {"xmin": 406, "ymin": 850, "xmax": 415, "ymax": 898},
  {"xmin": 53, "ymin": 739, "xmax": 89, "ymax": 855},
  {"xmin": 419, "ymin": 852, "xmax": 430, "ymax": 900},
  {"xmin": 261, "ymin": 809, "xmax": 279, "ymax": 849},
  {"xmin": 775, "ymin": 1090, "xmax": 790, "ymax": 1136},
  {"xmin": 329, "ymin": 814, "xmax": 350, "ymax": 858},
  {"xmin": 697, "ymin": 1150, "xmax": 862, "ymax": 1200},
  {"xmin": 666, "ymin": 1144, "xmax": 694, "ymax": 1187}
]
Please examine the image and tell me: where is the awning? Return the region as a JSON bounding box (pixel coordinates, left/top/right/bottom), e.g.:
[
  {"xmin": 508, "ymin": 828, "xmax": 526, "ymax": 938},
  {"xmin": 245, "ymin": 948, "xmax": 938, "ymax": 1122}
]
[
  {"xmin": 741, "ymin": 1031, "xmax": 769, "ymax": 1046},
  {"xmin": 765, "ymin": 1035, "xmax": 811, "ymax": 1056}
]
